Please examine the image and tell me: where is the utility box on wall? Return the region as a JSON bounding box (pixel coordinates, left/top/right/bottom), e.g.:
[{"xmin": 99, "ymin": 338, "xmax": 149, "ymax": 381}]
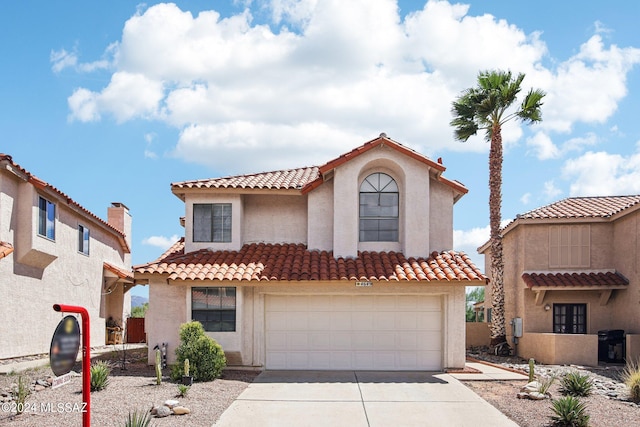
[{"xmin": 511, "ymin": 317, "xmax": 523, "ymax": 338}]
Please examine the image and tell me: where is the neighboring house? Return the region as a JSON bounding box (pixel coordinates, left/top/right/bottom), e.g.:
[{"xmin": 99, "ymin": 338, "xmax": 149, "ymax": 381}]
[
  {"xmin": 134, "ymin": 134, "xmax": 487, "ymax": 371},
  {"xmin": 0, "ymin": 154, "xmax": 134, "ymax": 359},
  {"xmin": 479, "ymin": 195, "xmax": 640, "ymax": 366}
]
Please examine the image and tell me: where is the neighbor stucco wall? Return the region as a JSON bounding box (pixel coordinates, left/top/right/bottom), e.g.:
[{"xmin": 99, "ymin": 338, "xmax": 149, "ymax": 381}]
[
  {"xmin": 243, "ymin": 194, "xmax": 307, "ymax": 244},
  {"xmin": 518, "ymin": 333, "xmax": 598, "ymax": 366},
  {"xmin": 428, "ymin": 180, "xmax": 454, "ymax": 252},
  {"xmin": 466, "ymin": 322, "xmax": 491, "ymax": 348},
  {"xmin": 0, "ymin": 171, "xmax": 130, "ymax": 359}
]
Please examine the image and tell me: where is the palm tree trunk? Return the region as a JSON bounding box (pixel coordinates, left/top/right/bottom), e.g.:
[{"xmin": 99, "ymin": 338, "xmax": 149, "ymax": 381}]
[{"xmin": 489, "ymin": 123, "xmax": 508, "ymax": 348}]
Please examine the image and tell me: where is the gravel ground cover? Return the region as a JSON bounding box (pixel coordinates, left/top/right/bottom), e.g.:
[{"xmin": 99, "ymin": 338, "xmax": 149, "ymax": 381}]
[
  {"xmin": 0, "ymin": 347, "xmax": 258, "ymax": 426},
  {"xmin": 464, "ymin": 348, "xmax": 640, "ymax": 426}
]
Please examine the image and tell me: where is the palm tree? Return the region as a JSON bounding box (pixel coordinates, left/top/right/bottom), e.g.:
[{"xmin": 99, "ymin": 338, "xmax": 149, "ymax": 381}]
[{"xmin": 450, "ymin": 70, "xmax": 544, "ymax": 354}]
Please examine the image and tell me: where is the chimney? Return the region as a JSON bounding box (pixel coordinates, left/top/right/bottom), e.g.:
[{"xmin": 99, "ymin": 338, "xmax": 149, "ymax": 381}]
[{"xmin": 108, "ymin": 202, "xmax": 132, "ymax": 250}]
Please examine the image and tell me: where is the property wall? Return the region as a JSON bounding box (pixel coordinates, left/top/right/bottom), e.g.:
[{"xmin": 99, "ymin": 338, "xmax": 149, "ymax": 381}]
[
  {"xmin": 0, "ymin": 173, "xmax": 130, "ymax": 359},
  {"xmin": 518, "ymin": 333, "xmax": 598, "ymax": 366},
  {"xmin": 466, "ymin": 322, "xmax": 490, "ymax": 348},
  {"xmin": 242, "ymin": 194, "xmax": 307, "ymax": 245}
]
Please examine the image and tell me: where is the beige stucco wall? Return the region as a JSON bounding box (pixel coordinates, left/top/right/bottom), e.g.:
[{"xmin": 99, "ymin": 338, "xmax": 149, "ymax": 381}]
[
  {"xmin": 428, "ymin": 180, "xmax": 454, "ymax": 251},
  {"xmin": 243, "ymin": 194, "xmax": 307, "ymax": 244},
  {"xmin": 627, "ymin": 334, "xmax": 640, "ymax": 363},
  {"xmin": 0, "ymin": 172, "xmax": 131, "ymax": 359},
  {"xmin": 466, "ymin": 322, "xmax": 490, "ymax": 348},
  {"xmin": 307, "ymin": 180, "xmax": 333, "ymax": 251},
  {"xmin": 146, "ymin": 281, "xmax": 467, "ymax": 369},
  {"xmin": 518, "ymin": 333, "xmax": 598, "ymax": 366}
]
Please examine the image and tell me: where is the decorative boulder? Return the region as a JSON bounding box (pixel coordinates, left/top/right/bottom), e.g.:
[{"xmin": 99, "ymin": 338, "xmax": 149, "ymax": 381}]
[
  {"xmin": 172, "ymin": 406, "xmax": 191, "ymax": 415},
  {"xmin": 155, "ymin": 405, "xmax": 171, "ymax": 418},
  {"xmin": 164, "ymin": 399, "xmax": 179, "ymax": 409}
]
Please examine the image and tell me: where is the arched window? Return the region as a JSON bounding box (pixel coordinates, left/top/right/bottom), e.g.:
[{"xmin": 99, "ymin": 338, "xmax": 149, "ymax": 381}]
[{"xmin": 359, "ymin": 173, "xmax": 399, "ymax": 242}]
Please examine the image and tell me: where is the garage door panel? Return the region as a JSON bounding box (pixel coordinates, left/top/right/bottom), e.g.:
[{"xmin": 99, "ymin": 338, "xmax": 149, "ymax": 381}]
[{"xmin": 266, "ymin": 295, "xmax": 442, "ymax": 370}]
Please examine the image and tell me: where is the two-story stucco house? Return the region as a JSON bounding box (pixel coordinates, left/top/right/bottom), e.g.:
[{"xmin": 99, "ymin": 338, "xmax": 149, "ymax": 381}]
[
  {"xmin": 0, "ymin": 154, "xmax": 134, "ymax": 359},
  {"xmin": 135, "ymin": 135, "xmax": 487, "ymax": 371},
  {"xmin": 479, "ymin": 195, "xmax": 640, "ymax": 366}
]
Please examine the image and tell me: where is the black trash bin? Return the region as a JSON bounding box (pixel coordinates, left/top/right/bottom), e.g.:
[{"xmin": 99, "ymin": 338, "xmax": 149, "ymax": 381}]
[{"xmin": 598, "ymin": 329, "xmax": 625, "ymax": 363}]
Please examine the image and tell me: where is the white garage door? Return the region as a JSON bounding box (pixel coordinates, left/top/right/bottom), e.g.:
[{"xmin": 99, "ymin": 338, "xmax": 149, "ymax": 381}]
[{"xmin": 265, "ymin": 294, "xmax": 442, "ymax": 370}]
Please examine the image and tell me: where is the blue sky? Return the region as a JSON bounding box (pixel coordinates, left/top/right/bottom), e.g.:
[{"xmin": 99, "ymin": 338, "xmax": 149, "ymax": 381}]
[{"xmin": 2, "ymin": 1, "xmax": 640, "ymax": 298}]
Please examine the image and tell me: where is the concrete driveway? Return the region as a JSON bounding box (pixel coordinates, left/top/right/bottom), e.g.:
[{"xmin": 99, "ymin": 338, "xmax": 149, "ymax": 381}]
[{"xmin": 213, "ymin": 370, "xmax": 518, "ymax": 427}]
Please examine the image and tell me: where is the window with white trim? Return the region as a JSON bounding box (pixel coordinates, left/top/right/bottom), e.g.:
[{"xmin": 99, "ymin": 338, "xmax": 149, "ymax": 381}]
[
  {"xmin": 359, "ymin": 173, "xmax": 399, "ymax": 242},
  {"xmin": 38, "ymin": 196, "xmax": 55, "ymax": 240},
  {"xmin": 193, "ymin": 203, "xmax": 232, "ymax": 242}
]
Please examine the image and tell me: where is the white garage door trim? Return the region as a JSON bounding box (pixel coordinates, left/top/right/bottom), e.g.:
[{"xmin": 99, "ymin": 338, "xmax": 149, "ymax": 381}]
[{"xmin": 265, "ymin": 294, "xmax": 443, "ymax": 370}]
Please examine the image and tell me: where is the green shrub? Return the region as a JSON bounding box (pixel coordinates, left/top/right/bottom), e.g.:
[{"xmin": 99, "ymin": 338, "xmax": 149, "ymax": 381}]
[
  {"xmin": 13, "ymin": 376, "xmax": 31, "ymax": 414},
  {"xmin": 536, "ymin": 375, "xmax": 556, "ymax": 396},
  {"xmin": 622, "ymin": 359, "xmax": 640, "ymax": 402},
  {"xmin": 559, "ymin": 371, "xmax": 593, "ymax": 397},
  {"xmin": 90, "ymin": 360, "xmax": 111, "ymax": 392},
  {"xmin": 177, "ymin": 384, "xmax": 190, "ymax": 398},
  {"xmin": 170, "ymin": 321, "xmax": 226, "ymax": 382},
  {"xmin": 125, "ymin": 409, "xmax": 153, "ymax": 427},
  {"xmin": 550, "ymin": 396, "xmax": 590, "ymax": 427}
]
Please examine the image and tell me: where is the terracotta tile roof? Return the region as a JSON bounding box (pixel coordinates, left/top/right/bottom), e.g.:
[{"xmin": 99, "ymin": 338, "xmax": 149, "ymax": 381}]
[
  {"xmin": 517, "ymin": 195, "xmax": 640, "ymax": 220},
  {"xmin": 0, "ymin": 154, "xmax": 130, "ymax": 253},
  {"xmin": 134, "ymin": 240, "xmax": 487, "ymax": 284},
  {"xmin": 0, "ymin": 242, "xmax": 14, "ymax": 260},
  {"xmin": 522, "ymin": 271, "xmax": 629, "ymax": 289},
  {"xmin": 172, "ymin": 167, "xmax": 320, "ymax": 192},
  {"xmin": 104, "ymin": 262, "xmax": 134, "ymax": 282},
  {"xmin": 171, "ymin": 135, "xmax": 467, "ymax": 198}
]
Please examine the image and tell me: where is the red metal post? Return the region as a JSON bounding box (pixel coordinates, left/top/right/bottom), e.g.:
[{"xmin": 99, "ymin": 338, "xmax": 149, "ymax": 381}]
[{"xmin": 53, "ymin": 304, "xmax": 90, "ymax": 427}]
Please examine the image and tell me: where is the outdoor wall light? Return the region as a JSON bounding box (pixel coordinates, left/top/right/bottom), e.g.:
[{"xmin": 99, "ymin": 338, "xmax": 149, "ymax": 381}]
[{"xmin": 544, "ymin": 304, "xmax": 551, "ymax": 311}]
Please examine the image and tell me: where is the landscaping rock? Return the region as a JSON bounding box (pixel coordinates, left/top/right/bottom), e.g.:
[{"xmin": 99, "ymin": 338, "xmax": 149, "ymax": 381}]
[
  {"xmin": 172, "ymin": 406, "xmax": 191, "ymax": 415},
  {"xmin": 164, "ymin": 399, "xmax": 179, "ymax": 408},
  {"xmin": 155, "ymin": 405, "xmax": 171, "ymax": 417}
]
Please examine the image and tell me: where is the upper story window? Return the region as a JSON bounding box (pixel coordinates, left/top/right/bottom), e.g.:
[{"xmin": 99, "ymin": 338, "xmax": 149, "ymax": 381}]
[
  {"xmin": 193, "ymin": 203, "xmax": 232, "ymax": 242},
  {"xmin": 549, "ymin": 225, "xmax": 590, "ymax": 268},
  {"xmin": 359, "ymin": 173, "xmax": 399, "ymax": 242},
  {"xmin": 78, "ymin": 224, "xmax": 90, "ymax": 255},
  {"xmin": 38, "ymin": 196, "xmax": 55, "ymax": 240}
]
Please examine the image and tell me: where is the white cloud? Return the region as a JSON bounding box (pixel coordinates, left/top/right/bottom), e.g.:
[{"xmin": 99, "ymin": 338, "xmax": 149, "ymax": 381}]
[
  {"xmin": 562, "ymin": 150, "xmax": 640, "ymax": 196},
  {"xmin": 62, "ymin": 1, "xmax": 640, "ymax": 173},
  {"xmin": 520, "ymin": 193, "xmax": 531, "ymax": 204},
  {"xmin": 142, "ymin": 234, "xmax": 180, "ymax": 249},
  {"xmin": 543, "ymin": 180, "xmax": 563, "ymax": 199}
]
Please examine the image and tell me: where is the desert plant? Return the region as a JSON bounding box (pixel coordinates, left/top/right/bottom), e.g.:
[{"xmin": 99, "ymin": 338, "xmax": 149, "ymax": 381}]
[
  {"xmin": 177, "ymin": 384, "xmax": 190, "ymax": 398},
  {"xmin": 550, "ymin": 396, "xmax": 589, "ymax": 427},
  {"xmin": 536, "ymin": 375, "xmax": 556, "ymax": 396},
  {"xmin": 12, "ymin": 376, "xmax": 31, "ymax": 414},
  {"xmin": 171, "ymin": 321, "xmax": 226, "ymax": 382},
  {"xmin": 622, "ymin": 359, "xmax": 640, "ymax": 402},
  {"xmin": 125, "ymin": 409, "xmax": 153, "ymax": 427},
  {"xmin": 528, "ymin": 358, "xmax": 535, "ymax": 383},
  {"xmin": 155, "ymin": 348, "xmax": 162, "ymax": 385},
  {"xmin": 184, "ymin": 358, "xmax": 190, "ymax": 376},
  {"xmin": 559, "ymin": 371, "xmax": 593, "ymax": 397},
  {"xmin": 90, "ymin": 360, "xmax": 111, "ymax": 392}
]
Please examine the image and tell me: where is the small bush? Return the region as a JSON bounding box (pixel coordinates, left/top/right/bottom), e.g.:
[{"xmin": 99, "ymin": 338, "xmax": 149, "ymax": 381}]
[
  {"xmin": 622, "ymin": 359, "xmax": 640, "ymax": 402},
  {"xmin": 536, "ymin": 375, "xmax": 556, "ymax": 396},
  {"xmin": 550, "ymin": 396, "xmax": 590, "ymax": 427},
  {"xmin": 559, "ymin": 371, "xmax": 593, "ymax": 397},
  {"xmin": 125, "ymin": 409, "xmax": 153, "ymax": 427},
  {"xmin": 90, "ymin": 360, "xmax": 111, "ymax": 392},
  {"xmin": 177, "ymin": 384, "xmax": 190, "ymax": 398},
  {"xmin": 170, "ymin": 321, "xmax": 226, "ymax": 382}
]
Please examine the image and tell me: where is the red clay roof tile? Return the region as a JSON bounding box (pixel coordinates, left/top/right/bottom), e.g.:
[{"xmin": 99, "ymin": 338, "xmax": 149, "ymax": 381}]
[
  {"xmin": 134, "ymin": 240, "xmax": 487, "ymax": 284},
  {"xmin": 104, "ymin": 262, "xmax": 134, "ymax": 281},
  {"xmin": 0, "ymin": 242, "xmax": 14, "ymax": 260},
  {"xmin": 522, "ymin": 271, "xmax": 629, "ymax": 289},
  {"xmin": 518, "ymin": 195, "xmax": 640, "ymax": 220}
]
